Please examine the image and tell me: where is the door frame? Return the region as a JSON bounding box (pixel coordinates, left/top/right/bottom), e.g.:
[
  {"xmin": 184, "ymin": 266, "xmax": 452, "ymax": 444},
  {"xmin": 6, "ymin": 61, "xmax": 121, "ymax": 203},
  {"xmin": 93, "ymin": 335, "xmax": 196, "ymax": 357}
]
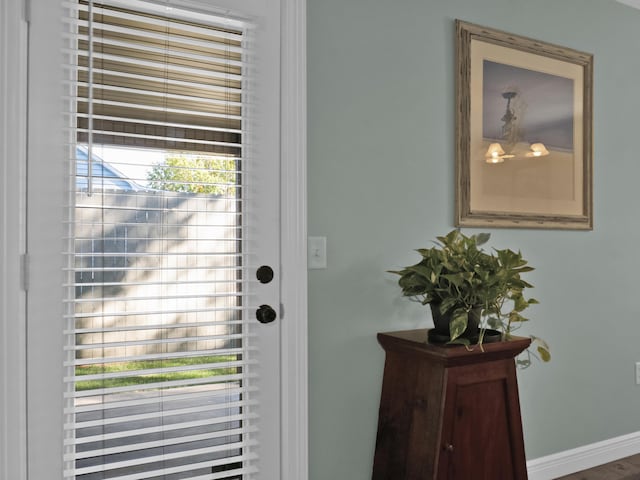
[
  {"xmin": 280, "ymin": 0, "xmax": 309, "ymax": 478},
  {"xmin": 0, "ymin": 1, "xmax": 28, "ymax": 479},
  {"xmin": 0, "ymin": 0, "xmax": 308, "ymax": 478}
]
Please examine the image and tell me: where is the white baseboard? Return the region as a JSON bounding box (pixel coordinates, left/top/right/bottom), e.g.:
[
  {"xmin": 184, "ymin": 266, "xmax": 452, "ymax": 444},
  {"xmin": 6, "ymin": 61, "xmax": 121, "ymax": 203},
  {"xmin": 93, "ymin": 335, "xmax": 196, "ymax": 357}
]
[{"xmin": 527, "ymin": 431, "xmax": 640, "ymax": 480}]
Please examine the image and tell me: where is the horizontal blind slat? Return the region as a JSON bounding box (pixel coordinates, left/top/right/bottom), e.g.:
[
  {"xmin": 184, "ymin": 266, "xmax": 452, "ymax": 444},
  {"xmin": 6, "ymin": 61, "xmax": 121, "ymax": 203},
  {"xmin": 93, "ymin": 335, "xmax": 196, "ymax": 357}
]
[
  {"xmin": 66, "ymin": 64, "xmax": 241, "ymax": 99},
  {"xmin": 66, "ymin": 348, "xmax": 245, "ymax": 369},
  {"xmin": 66, "ymin": 306, "xmax": 244, "ymax": 320},
  {"xmin": 74, "ymin": 112, "xmax": 242, "ymax": 134},
  {"xmin": 64, "ymin": 1, "xmax": 244, "ymax": 41},
  {"xmin": 68, "ymin": 398, "xmax": 252, "ymax": 429},
  {"xmin": 69, "ymin": 360, "xmax": 246, "ymax": 383},
  {"xmin": 71, "ymin": 251, "xmax": 243, "ymax": 259},
  {"xmin": 67, "ymin": 373, "xmax": 248, "ymax": 398},
  {"xmin": 65, "ymin": 412, "xmax": 253, "ymax": 445},
  {"xmin": 65, "ymin": 265, "xmax": 243, "ymax": 273},
  {"xmin": 67, "ymin": 426, "xmax": 253, "ymax": 460},
  {"xmin": 66, "ymin": 383, "xmax": 252, "ymax": 412},
  {"xmin": 70, "ymin": 49, "xmax": 242, "ymax": 82},
  {"xmin": 69, "ymin": 28, "xmax": 244, "ymax": 63},
  {"xmin": 67, "ymin": 453, "xmax": 258, "ymax": 480},
  {"xmin": 68, "ymin": 320, "xmax": 243, "ymax": 333},
  {"xmin": 75, "ymin": 98, "xmax": 242, "ymax": 120},
  {"xmin": 69, "ymin": 441, "xmax": 255, "ymax": 476},
  {"xmin": 69, "ymin": 65, "xmax": 240, "ymax": 97},
  {"xmin": 63, "ymin": 279, "xmax": 243, "ymax": 288},
  {"xmin": 65, "ymin": 333, "xmax": 245, "ymax": 351}
]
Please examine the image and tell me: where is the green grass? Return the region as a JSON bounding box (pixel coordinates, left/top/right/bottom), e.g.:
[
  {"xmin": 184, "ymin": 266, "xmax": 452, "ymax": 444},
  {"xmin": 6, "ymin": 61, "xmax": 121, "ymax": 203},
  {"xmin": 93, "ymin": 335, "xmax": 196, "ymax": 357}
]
[{"xmin": 75, "ymin": 355, "xmax": 239, "ymax": 391}]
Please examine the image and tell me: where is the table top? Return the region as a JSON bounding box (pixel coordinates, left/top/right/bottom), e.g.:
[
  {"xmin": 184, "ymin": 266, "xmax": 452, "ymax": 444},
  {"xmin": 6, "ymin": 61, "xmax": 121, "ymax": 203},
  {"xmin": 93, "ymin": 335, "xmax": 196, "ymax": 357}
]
[{"xmin": 377, "ymin": 329, "xmax": 531, "ymax": 366}]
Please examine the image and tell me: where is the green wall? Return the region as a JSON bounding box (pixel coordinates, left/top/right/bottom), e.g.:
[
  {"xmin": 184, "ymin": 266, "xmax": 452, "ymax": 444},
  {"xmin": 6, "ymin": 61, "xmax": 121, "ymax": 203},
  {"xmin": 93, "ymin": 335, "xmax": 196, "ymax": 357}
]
[{"xmin": 308, "ymin": 0, "xmax": 640, "ymax": 478}]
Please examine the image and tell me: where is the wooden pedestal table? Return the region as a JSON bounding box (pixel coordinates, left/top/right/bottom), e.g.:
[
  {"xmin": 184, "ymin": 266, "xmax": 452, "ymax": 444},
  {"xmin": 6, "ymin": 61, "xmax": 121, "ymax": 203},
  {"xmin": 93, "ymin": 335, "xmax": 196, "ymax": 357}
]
[{"xmin": 372, "ymin": 329, "xmax": 531, "ymax": 480}]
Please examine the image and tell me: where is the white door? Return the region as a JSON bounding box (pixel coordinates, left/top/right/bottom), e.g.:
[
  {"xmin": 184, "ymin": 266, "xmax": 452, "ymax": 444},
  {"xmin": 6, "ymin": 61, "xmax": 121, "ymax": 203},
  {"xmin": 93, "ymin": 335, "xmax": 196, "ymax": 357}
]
[{"xmin": 26, "ymin": 1, "xmax": 283, "ymax": 479}]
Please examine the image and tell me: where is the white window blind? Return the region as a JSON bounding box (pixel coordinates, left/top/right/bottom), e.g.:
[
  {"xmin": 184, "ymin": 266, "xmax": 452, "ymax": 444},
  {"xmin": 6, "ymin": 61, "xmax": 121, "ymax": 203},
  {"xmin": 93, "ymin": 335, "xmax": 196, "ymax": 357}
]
[{"xmin": 62, "ymin": 1, "xmax": 257, "ymax": 479}]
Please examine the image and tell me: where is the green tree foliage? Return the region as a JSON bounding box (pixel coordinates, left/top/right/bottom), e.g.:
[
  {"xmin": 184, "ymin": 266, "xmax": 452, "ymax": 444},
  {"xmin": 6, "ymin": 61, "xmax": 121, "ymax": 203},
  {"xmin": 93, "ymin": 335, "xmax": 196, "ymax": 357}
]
[{"xmin": 147, "ymin": 155, "xmax": 237, "ymax": 195}]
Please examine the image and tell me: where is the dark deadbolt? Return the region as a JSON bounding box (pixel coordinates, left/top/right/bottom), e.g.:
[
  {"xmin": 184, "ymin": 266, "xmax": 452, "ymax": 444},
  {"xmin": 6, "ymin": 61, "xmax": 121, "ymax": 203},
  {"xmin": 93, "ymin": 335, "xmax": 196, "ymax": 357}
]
[
  {"xmin": 256, "ymin": 304, "xmax": 277, "ymax": 324},
  {"xmin": 256, "ymin": 265, "xmax": 274, "ymax": 284}
]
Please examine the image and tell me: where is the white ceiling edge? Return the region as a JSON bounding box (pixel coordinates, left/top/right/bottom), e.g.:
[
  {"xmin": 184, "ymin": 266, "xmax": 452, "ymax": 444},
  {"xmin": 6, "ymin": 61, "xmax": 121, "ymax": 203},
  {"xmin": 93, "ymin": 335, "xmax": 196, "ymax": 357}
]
[{"xmin": 617, "ymin": 0, "xmax": 640, "ymax": 10}]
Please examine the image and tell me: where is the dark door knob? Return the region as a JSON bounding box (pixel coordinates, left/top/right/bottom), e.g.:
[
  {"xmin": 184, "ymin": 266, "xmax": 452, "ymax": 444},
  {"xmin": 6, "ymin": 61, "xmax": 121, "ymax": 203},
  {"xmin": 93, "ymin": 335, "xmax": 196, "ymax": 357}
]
[
  {"xmin": 256, "ymin": 265, "xmax": 274, "ymax": 284},
  {"xmin": 256, "ymin": 304, "xmax": 277, "ymax": 324}
]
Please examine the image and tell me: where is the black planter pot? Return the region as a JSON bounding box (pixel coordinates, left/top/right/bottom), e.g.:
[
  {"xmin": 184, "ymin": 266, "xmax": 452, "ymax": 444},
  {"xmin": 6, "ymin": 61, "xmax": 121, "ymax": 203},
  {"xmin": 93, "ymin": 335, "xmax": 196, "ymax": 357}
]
[
  {"xmin": 430, "ymin": 303, "xmax": 480, "ymax": 335},
  {"xmin": 428, "ymin": 303, "xmax": 500, "ymax": 344}
]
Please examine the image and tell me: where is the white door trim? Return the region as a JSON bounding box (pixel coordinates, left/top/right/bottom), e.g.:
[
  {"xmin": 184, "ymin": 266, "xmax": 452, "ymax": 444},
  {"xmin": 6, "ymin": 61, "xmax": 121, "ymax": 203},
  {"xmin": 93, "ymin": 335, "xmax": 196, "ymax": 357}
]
[
  {"xmin": 280, "ymin": 0, "xmax": 308, "ymax": 479},
  {"xmin": 0, "ymin": 1, "xmax": 28, "ymax": 479}
]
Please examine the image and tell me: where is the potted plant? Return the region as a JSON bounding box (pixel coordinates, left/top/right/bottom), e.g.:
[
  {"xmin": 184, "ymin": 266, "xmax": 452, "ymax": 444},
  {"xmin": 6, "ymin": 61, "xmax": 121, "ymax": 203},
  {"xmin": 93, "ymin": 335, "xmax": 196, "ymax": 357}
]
[{"xmin": 389, "ymin": 229, "xmax": 550, "ymax": 365}]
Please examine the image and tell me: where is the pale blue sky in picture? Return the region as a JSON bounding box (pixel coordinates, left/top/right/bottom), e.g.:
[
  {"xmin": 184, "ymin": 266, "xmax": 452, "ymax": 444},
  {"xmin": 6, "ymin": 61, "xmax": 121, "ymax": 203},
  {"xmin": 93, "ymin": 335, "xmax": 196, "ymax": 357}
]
[{"xmin": 482, "ymin": 60, "xmax": 574, "ymax": 152}]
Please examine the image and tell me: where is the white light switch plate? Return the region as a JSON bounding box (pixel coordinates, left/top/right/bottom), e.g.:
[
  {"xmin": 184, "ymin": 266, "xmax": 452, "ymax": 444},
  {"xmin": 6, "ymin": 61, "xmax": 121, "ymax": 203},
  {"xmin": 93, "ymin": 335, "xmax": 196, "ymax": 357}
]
[{"xmin": 308, "ymin": 236, "xmax": 327, "ymax": 269}]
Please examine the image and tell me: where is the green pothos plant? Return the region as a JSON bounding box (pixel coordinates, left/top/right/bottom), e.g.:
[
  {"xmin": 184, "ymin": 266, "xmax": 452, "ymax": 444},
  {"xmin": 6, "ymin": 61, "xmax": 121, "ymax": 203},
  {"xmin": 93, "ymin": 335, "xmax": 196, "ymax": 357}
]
[{"xmin": 389, "ymin": 229, "xmax": 550, "ymax": 367}]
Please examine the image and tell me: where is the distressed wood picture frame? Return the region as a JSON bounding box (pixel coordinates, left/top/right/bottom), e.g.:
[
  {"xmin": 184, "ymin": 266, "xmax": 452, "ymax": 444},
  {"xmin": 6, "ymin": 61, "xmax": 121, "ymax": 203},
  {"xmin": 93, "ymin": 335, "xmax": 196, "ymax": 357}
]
[{"xmin": 455, "ymin": 20, "xmax": 593, "ymax": 230}]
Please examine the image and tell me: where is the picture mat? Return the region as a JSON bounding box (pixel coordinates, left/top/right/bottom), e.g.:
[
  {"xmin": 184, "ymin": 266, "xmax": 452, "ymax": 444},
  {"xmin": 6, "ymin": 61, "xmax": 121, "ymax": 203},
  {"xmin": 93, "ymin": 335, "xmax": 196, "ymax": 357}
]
[{"xmin": 469, "ymin": 39, "xmax": 584, "ymax": 216}]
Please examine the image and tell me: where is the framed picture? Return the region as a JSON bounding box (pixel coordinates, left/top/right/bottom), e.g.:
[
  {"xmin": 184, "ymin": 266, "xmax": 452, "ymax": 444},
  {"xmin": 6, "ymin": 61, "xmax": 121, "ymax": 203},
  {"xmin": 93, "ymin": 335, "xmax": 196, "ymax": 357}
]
[{"xmin": 455, "ymin": 20, "xmax": 593, "ymax": 230}]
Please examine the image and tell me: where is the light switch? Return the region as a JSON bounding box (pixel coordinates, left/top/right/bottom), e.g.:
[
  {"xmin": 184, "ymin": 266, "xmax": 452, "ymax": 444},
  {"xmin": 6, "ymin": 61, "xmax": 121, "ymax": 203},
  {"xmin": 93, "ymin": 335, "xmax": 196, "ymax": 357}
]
[{"xmin": 308, "ymin": 236, "xmax": 327, "ymax": 269}]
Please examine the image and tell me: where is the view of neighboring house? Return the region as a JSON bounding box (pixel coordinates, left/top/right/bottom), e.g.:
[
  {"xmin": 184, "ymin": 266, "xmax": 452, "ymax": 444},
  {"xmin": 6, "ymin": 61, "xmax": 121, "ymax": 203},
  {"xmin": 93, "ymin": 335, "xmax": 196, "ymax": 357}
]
[{"xmin": 75, "ymin": 146, "xmax": 146, "ymax": 192}]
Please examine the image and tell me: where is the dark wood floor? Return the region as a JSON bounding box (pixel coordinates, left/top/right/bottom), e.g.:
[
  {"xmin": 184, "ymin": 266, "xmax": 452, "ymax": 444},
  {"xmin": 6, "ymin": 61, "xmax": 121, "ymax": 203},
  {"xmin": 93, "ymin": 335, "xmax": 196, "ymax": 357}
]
[{"xmin": 555, "ymin": 453, "xmax": 640, "ymax": 479}]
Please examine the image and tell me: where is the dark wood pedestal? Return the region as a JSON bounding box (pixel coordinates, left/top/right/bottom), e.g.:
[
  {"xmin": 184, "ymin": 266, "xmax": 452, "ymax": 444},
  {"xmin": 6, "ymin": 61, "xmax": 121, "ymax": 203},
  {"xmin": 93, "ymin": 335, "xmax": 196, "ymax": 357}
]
[{"xmin": 372, "ymin": 329, "xmax": 531, "ymax": 480}]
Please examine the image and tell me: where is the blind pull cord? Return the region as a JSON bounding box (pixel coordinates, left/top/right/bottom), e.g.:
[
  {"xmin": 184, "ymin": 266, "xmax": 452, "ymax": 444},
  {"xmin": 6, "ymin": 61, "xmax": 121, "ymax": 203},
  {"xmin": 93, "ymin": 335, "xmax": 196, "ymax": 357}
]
[{"xmin": 87, "ymin": 0, "xmax": 95, "ymax": 196}]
